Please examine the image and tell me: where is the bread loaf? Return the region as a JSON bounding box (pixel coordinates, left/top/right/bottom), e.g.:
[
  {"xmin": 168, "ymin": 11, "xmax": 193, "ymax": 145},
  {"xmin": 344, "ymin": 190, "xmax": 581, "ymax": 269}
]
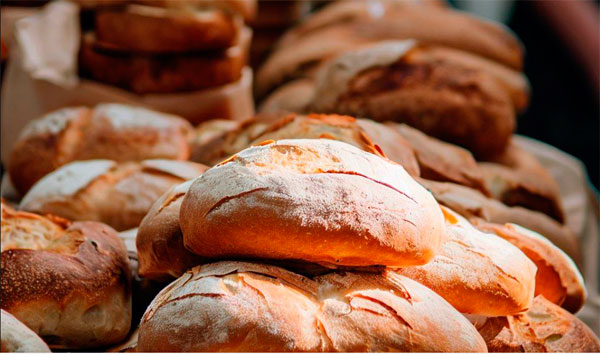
[
  {"xmin": 258, "ymin": 78, "xmax": 315, "ymax": 114},
  {"xmin": 20, "ymin": 159, "xmax": 208, "ymax": 231},
  {"xmin": 1, "ymin": 202, "xmax": 131, "ymax": 349},
  {"xmin": 473, "ymin": 221, "xmax": 586, "ymax": 313},
  {"xmin": 1, "ymin": 310, "xmax": 50, "ymax": 353},
  {"xmin": 419, "ymin": 179, "xmax": 580, "ymax": 261},
  {"xmin": 8, "ymin": 104, "xmax": 193, "ymax": 194},
  {"xmin": 137, "ymin": 261, "xmax": 487, "ymax": 352},
  {"xmin": 181, "ymin": 139, "xmax": 444, "ymax": 267},
  {"xmin": 396, "ymin": 206, "xmax": 536, "ymax": 316},
  {"xmin": 486, "ymin": 296, "xmax": 600, "ymax": 352}
]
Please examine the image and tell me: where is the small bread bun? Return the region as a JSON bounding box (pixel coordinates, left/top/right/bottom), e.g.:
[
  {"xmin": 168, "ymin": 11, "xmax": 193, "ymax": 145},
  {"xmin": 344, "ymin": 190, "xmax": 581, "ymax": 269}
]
[
  {"xmin": 8, "ymin": 104, "xmax": 193, "ymax": 195},
  {"xmin": 396, "ymin": 206, "xmax": 536, "ymax": 316},
  {"xmin": 486, "ymin": 296, "xmax": 600, "ymax": 352},
  {"xmin": 473, "ymin": 220, "xmax": 586, "ymax": 313},
  {"xmin": 137, "ymin": 261, "xmax": 486, "ymax": 352},
  {"xmin": 1, "ymin": 310, "xmax": 50, "ymax": 353},
  {"xmin": 20, "ymin": 159, "xmax": 208, "ymax": 231},
  {"xmin": 419, "ymin": 178, "xmax": 580, "ymax": 262},
  {"xmin": 181, "ymin": 139, "xmax": 444, "ymax": 267},
  {"xmin": 0, "ymin": 203, "xmax": 131, "ymax": 349},
  {"xmin": 390, "ymin": 123, "xmax": 489, "ymax": 194}
]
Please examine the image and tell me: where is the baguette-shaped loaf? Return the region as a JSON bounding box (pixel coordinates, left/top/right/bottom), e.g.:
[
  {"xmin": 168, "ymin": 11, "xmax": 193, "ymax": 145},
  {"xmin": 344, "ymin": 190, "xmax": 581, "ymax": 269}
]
[
  {"xmin": 8, "ymin": 104, "xmax": 193, "ymax": 194},
  {"xmin": 1, "ymin": 203, "xmax": 131, "ymax": 349},
  {"xmin": 137, "ymin": 261, "xmax": 487, "ymax": 352},
  {"xmin": 20, "ymin": 159, "xmax": 208, "ymax": 231},
  {"xmin": 397, "ymin": 207, "xmax": 536, "ymax": 316},
  {"xmin": 181, "ymin": 139, "xmax": 444, "ymax": 267},
  {"xmin": 473, "ymin": 221, "xmax": 586, "ymax": 313},
  {"xmin": 1, "ymin": 310, "xmax": 50, "ymax": 353}
]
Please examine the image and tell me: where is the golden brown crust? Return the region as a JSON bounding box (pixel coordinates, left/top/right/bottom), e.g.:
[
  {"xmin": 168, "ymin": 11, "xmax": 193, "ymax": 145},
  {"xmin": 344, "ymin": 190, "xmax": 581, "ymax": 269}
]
[
  {"xmin": 419, "ymin": 179, "xmax": 580, "ymax": 262},
  {"xmin": 396, "ymin": 207, "xmax": 536, "ymax": 316},
  {"xmin": 0, "ymin": 206, "xmax": 131, "ymax": 349},
  {"xmin": 486, "ymin": 296, "xmax": 600, "ymax": 352},
  {"xmin": 181, "ymin": 139, "xmax": 444, "ymax": 267},
  {"xmin": 19, "ymin": 159, "xmax": 208, "ymax": 231},
  {"xmin": 472, "ymin": 221, "xmax": 586, "ymax": 313},
  {"xmin": 8, "ymin": 104, "xmax": 193, "ymax": 195},
  {"xmin": 137, "ymin": 261, "xmax": 487, "ymax": 352},
  {"xmin": 95, "ymin": 5, "xmax": 239, "ymax": 53},
  {"xmin": 390, "ymin": 123, "xmax": 489, "ymax": 194},
  {"xmin": 1, "ymin": 310, "xmax": 51, "ymax": 353}
]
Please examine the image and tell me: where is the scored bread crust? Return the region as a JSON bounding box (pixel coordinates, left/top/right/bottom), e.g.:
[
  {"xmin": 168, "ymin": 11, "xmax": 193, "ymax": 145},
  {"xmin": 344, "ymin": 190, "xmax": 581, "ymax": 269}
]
[
  {"xmin": 486, "ymin": 296, "xmax": 600, "ymax": 352},
  {"xmin": 8, "ymin": 104, "xmax": 193, "ymax": 195},
  {"xmin": 137, "ymin": 261, "xmax": 486, "ymax": 352},
  {"xmin": 1, "ymin": 310, "xmax": 51, "ymax": 353},
  {"xmin": 0, "ymin": 205, "xmax": 131, "ymax": 349},
  {"xmin": 473, "ymin": 220, "xmax": 586, "ymax": 313},
  {"xmin": 181, "ymin": 139, "xmax": 444, "ymax": 267},
  {"xmin": 95, "ymin": 4, "xmax": 239, "ymax": 53},
  {"xmin": 20, "ymin": 159, "xmax": 208, "ymax": 231},
  {"xmin": 396, "ymin": 206, "xmax": 536, "ymax": 316}
]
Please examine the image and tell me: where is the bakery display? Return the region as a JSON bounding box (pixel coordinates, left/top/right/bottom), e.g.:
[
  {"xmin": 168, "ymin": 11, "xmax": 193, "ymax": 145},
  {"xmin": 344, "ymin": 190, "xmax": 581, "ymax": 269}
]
[
  {"xmin": 0, "ymin": 201, "xmax": 131, "ymax": 349},
  {"xmin": 1, "ymin": 310, "xmax": 50, "ymax": 353},
  {"xmin": 19, "ymin": 159, "xmax": 208, "ymax": 231}
]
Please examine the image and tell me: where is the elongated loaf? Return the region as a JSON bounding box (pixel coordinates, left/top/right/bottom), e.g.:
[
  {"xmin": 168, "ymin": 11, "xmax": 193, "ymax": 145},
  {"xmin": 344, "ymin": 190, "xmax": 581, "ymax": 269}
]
[
  {"xmin": 396, "ymin": 206, "xmax": 536, "ymax": 316},
  {"xmin": 1, "ymin": 202, "xmax": 131, "ymax": 349},
  {"xmin": 181, "ymin": 139, "xmax": 444, "ymax": 267},
  {"xmin": 8, "ymin": 104, "xmax": 193, "ymax": 195},
  {"xmin": 1, "ymin": 310, "xmax": 50, "ymax": 353},
  {"xmin": 137, "ymin": 261, "xmax": 486, "ymax": 352},
  {"xmin": 20, "ymin": 159, "xmax": 208, "ymax": 231}
]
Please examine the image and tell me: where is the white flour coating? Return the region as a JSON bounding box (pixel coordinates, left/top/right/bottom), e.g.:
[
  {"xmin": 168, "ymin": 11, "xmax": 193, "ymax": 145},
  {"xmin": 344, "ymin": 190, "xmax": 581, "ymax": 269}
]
[
  {"xmin": 18, "ymin": 106, "xmax": 88, "ymax": 140},
  {"xmin": 94, "ymin": 104, "xmax": 181, "ymax": 130},
  {"xmin": 141, "ymin": 160, "xmax": 206, "ymax": 181},
  {"xmin": 20, "ymin": 160, "xmax": 115, "ymax": 210},
  {"xmin": 313, "ymin": 40, "xmax": 416, "ymax": 111}
]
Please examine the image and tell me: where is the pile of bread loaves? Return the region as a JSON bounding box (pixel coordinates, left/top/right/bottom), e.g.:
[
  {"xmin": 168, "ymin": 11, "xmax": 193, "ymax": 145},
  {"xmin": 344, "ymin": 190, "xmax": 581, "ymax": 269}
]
[{"xmin": 1, "ymin": 102, "xmax": 599, "ymax": 352}]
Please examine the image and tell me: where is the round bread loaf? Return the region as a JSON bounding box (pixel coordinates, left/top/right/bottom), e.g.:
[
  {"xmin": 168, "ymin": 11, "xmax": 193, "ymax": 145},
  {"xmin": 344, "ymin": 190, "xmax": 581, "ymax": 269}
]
[
  {"xmin": 19, "ymin": 159, "xmax": 208, "ymax": 231},
  {"xmin": 473, "ymin": 220, "xmax": 586, "ymax": 313},
  {"xmin": 0, "ymin": 202, "xmax": 131, "ymax": 349},
  {"xmin": 1, "ymin": 310, "xmax": 50, "ymax": 353},
  {"xmin": 137, "ymin": 261, "xmax": 486, "ymax": 352},
  {"xmin": 486, "ymin": 296, "xmax": 600, "ymax": 352},
  {"xmin": 180, "ymin": 139, "xmax": 444, "ymax": 267},
  {"xmin": 8, "ymin": 104, "xmax": 193, "ymax": 195},
  {"xmin": 397, "ymin": 206, "xmax": 536, "ymax": 316}
]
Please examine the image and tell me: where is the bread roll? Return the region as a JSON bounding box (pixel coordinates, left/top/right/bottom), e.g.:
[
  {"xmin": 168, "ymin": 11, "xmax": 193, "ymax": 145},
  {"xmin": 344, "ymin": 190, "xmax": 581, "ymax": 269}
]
[
  {"xmin": 137, "ymin": 261, "xmax": 487, "ymax": 352},
  {"xmin": 0, "ymin": 203, "xmax": 131, "ymax": 349},
  {"xmin": 479, "ymin": 143, "xmax": 565, "ymax": 223},
  {"xmin": 311, "ymin": 41, "xmax": 515, "ymax": 158},
  {"xmin": 20, "ymin": 159, "xmax": 208, "ymax": 231},
  {"xmin": 486, "ymin": 296, "xmax": 600, "ymax": 352},
  {"xmin": 473, "ymin": 221, "xmax": 586, "ymax": 313},
  {"xmin": 1, "ymin": 310, "xmax": 50, "ymax": 353},
  {"xmin": 181, "ymin": 139, "xmax": 444, "ymax": 267},
  {"xmin": 390, "ymin": 123, "xmax": 489, "ymax": 194},
  {"xmin": 397, "ymin": 206, "xmax": 536, "ymax": 316},
  {"xmin": 8, "ymin": 104, "xmax": 193, "ymax": 194},
  {"xmin": 419, "ymin": 178, "xmax": 580, "ymax": 262}
]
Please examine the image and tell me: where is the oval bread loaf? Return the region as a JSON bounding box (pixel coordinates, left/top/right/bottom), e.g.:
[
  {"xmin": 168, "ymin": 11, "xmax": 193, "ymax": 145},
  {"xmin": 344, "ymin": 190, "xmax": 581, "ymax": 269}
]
[{"xmin": 1, "ymin": 310, "xmax": 51, "ymax": 353}]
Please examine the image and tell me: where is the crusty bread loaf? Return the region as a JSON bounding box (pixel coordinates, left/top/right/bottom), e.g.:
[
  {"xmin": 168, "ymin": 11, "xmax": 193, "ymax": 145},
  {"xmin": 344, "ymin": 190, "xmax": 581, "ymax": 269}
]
[
  {"xmin": 486, "ymin": 296, "xmax": 600, "ymax": 352},
  {"xmin": 479, "ymin": 142, "xmax": 565, "ymax": 223},
  {"xmin": 95, "ymin": 5, "xmax": 239, "ymax": 53},
  {"xmin": 311, "ymin": 41, "xmax": 515, "ymax": 158},
  {"xmin": 473, "ymin": 220, "xmax": 586, "ymax": 313},
  {"xmin": 8, "ymin": 104, "xmax": 193, "ymax": 195},
  {"xmin": 181, "ymin": 139, "xmax": 444, "ymax": 267},
  {"xmin": 20, "ymin": 159, "xmax": 208, "ymax": 231},
  {"xmin": 189, "ymin": 119, "xmax": 242, "ymax": 164},
  {"xmin": 0, "ymin": 203, "xmax": 131, "ymax": 349},
  {"xmin": 137, "ymin": 261, "xmax": 486, "ymax": 352},
  {"xmin": 389, "ymin": 123, "xmax": 489, "ymax": 194},
  {"xmin": 1, "ymin": 310, "xmax": 50, "ymax": 353},
  {"xmin": 397, "ymin": 206, "xmax": 536, "ymax": 316},
  {"xmin": 79, "ymin": 27, "xmax": 249, "ymax": 94},
  {"xmin": 258, "ymin": 78, "xmax": 315, "ymax": 114},
  {"xmin": 419, "ymin": 179, "xmax": 580, "ymax": 262}
]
